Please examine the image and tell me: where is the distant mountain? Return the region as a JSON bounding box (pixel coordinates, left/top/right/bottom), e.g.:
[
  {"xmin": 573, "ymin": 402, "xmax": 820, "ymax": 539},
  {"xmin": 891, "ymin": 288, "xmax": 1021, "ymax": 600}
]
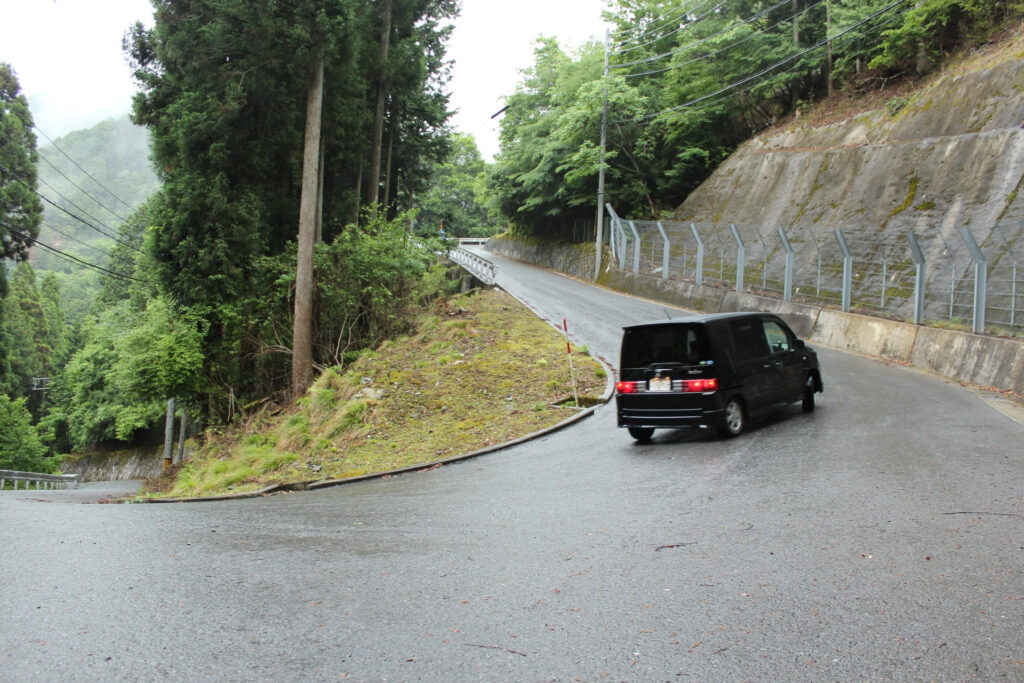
[{"xmin": 34, "ymin": 115, "xmax": 159, "ymax": 271}]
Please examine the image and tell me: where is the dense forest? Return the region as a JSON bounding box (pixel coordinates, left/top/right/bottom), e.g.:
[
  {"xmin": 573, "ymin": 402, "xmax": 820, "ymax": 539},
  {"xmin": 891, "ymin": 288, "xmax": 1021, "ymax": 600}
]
[
  {"xmin": 2, "ymin": 0, "xmax": 1022, "ymax": 471},
  {"xmin": 489, "ymin": 0, "xmax": 1024, "ymax": 239}
]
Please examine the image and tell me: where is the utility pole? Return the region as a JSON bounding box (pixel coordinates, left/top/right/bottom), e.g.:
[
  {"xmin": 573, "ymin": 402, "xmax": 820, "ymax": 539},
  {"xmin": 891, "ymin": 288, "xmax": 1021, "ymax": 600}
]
[
  {"xmin": 368, "ymin": 0, "xmax": 392, "ymax": 212},
  {"xmin": 826, "ymin": 0, "xmax": 833, "ymax": 98},
  {"xmin": 594, "ymin": 29, "xmax": 610, "ymax": 282},
  {"xmin": 292, "ymin": 43, "xmax": 325, "ymax": 397}
]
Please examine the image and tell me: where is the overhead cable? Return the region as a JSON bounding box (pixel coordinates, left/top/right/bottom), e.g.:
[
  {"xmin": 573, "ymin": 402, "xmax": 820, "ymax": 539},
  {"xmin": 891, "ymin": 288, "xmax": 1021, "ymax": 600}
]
[
  {"xmin": 613, "ymin": 0, "xmax": 796, "ymax": 72},
  {"xmin": 34, "ymin": 126, "xmax": 136, "ymax": 217},
  {"xmin": 614, "ymin": 0, "xmax": 723, "ymax": 55},
  {"xmin": 0, "ymin": 164, "xmax": 144, "ymax": 254},
  {"xmin": 610, "ymin": 0, "xmax": 714, "ymax": 47},
  {"xmin": 0, "ymin": 198, "xmax": 114, "ymax": 262},
  {"xmin": 614, "ymin": 0, "xmax": 910, "ymax": 125},
  {"xmin": 0, "ymin": 219, "xmax": 150, "ymax": 284}
]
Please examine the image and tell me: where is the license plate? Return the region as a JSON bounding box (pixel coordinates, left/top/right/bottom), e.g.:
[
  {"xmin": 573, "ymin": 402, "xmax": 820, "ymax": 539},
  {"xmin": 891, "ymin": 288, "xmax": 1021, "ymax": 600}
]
[{"xmin": 649, "ymin": 377, "xmax": 672, "ymax": 392}]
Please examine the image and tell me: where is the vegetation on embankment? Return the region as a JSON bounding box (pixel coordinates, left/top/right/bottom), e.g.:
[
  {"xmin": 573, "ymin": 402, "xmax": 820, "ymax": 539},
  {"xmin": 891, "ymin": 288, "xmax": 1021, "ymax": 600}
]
[{"xmin": 140, "ymin": 289, "xmax": 608, "ymax": 499}]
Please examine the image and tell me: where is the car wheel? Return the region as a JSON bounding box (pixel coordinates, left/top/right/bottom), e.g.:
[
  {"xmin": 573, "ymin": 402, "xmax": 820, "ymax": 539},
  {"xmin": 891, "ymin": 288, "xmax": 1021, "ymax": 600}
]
[
  {"xmin": 628, "ymin": 427, "xmax": 654, "ymax": 442},
  {"xmin": 802, "ymin": 375, "xmax": 816, "ymax": 413},
  {"xmin": 718, "ymin": 398, "xmax": 745, "ymax": 438}
]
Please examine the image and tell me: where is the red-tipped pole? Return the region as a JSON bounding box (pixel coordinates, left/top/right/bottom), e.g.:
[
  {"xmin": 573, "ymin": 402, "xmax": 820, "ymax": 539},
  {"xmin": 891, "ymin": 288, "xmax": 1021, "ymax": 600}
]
[{"xmin": 563, "ymin": 317, "xmax": 579, "ymax": 407}]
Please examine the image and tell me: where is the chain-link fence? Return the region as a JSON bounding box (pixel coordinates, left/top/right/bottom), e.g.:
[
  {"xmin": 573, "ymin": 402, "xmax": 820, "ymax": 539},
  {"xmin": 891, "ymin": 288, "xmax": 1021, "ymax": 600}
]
[{"xmin": 605, "ymin": 206, "xmax": 1023, "ymax": 337}]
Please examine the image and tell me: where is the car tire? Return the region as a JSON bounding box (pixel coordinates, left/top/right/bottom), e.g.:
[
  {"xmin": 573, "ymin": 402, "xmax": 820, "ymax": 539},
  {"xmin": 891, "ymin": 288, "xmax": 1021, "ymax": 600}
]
[
  {"xmin": 628, "ymin": 427, "xmax": 654, "ymax": 442},
  {"xmin": 802, "ymin": 375, "xmax": 816, "ymax": 413},
  {"xmin": 718, "ymin": 398, "xmax": 745, "ymax": 438}
]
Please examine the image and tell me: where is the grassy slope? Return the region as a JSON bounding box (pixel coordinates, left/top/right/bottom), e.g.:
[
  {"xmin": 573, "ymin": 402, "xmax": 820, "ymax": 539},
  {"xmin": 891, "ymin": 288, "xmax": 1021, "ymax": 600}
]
[{"xmin": 144, "ymin": 289, "xmax": 608, "ymax": 498}]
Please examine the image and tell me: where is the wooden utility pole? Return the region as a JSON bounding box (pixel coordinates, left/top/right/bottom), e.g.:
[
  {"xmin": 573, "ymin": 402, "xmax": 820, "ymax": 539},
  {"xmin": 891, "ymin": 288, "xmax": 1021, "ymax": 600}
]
[
  {"xmin": 368, "ymin": 0, "xmax": 392, "ymax": 212},
  {"xmin": 292, "ymin": 47, "xmax": 325, "ymax": 397}
]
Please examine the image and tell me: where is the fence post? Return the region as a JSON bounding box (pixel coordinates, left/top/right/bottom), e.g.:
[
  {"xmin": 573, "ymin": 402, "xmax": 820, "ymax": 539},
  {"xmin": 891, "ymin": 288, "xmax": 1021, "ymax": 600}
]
[
  {"xmin": 729, "ymin": 224, "xmax": 745, "ymax": 293},
  {"xmin": 959, "ymin": 226, "xmax": 988, "ymax": 334},
  {"xmin": 690, "ymin": 223, "xmax": 704, "ymax": 286},
  {"xmin": 163, "ymin": 397, "xmax": 176, "ymax": 469},
  {"xmin": 605, "ymin": 204, "xmax": 620, "ymax": 263},
  {"xmin": 1012, "ymin": 261, "xmax": 1018, "ymax": 328},
  {"xmin": 628, "ymin": 221, "xmax": 641, "ymax": 274},
  {"xmin": 655, "ymin": 222, "xmax": 670, "ymax": 279},
  {"xmin": 907, "ymin": 231, "xmax": 926, "ymax": 325},
  {"xmin": 835, "ymin": 229, "xmax": 853, "ymax": 312},
  {"xmin": 881, "ymin": 257, "xmax": 888, "ymax": 309},
  {"xmin": 779, "ymin": 228, "xmax": 795, "ymax": 301},
  {"xmin": 174, "ymin": 409, "xmax": 189, "ymax": 464}
]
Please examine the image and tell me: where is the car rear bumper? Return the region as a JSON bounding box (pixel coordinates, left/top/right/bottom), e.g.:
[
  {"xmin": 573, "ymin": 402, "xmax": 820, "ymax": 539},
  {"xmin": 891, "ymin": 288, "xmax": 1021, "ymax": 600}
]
[{"xmin": 616, "ymin": 395, "xmax": 726, "ymax": 429}]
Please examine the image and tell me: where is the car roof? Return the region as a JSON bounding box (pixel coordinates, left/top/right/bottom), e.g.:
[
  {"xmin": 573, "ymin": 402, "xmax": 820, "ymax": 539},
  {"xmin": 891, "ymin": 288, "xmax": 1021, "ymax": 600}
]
[{"xmin": 622, "ymin": 311, "xmax": 775, "ymax": 331}]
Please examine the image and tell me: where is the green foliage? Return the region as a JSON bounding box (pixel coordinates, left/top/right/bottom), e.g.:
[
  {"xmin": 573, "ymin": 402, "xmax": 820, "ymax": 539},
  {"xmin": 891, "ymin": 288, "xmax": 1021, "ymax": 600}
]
[
  {"xmin": 124, "ymin": 0, "xmax": 459, "ymax": 414},
  {"xmin": 415, "ymin": 133, "xmax": 501, "ymax": 237},
  {"xmin": 489, "ymin": 0, "xmax": 1024, "ymax": 236},
  {"xmin": 43, "ymin": 298, "xmax": 207, "ymax": 450},
  {"xmin": 871, "ymin": 0, "xmax": 1024, "ymax": 72},
  {"xmin": 250, "ymin": 211, "xmax": 445, "ymax": 376},
  {"xmin": 0, "ymin": 62, "xmax": 42, "ymax": 260},
  {"xmin": 0, "ymin": 394, "xmax": 52, "ymax": 473},
  {"xmin": 0, "ymin": 261, "xmax": 66, "ymax": 410}
]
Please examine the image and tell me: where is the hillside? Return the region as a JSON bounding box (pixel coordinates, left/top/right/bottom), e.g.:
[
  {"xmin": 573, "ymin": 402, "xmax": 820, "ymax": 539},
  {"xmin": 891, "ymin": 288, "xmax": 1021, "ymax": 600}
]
[
  {"xmin": 36, "ymin": 115, "xmax": 158, "ymax": 264},
  {"xmin": 664, "ymin": 30, "xmax": 1024, "ymax": 325}
]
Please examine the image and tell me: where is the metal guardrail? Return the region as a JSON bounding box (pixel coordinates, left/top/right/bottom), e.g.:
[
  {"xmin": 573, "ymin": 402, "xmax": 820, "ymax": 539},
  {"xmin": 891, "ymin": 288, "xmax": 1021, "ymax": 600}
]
[
  {"xmin": 448, "ymin": 247, "xmax": 497, "ymax": 286},
  {"xmin": 606, "ymin": 205, "xmax": 1024, "ymax": 335},
  {"xmin": 0, "ymin": 469, "xmax": 80, "ymax": 491}
]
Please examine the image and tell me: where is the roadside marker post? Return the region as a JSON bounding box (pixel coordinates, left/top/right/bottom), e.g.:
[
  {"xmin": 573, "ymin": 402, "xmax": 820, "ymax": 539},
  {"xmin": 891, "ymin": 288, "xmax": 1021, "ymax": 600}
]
[{"xmin": 563, "ymin": 317, "xmax": 579, "ymax": 407}]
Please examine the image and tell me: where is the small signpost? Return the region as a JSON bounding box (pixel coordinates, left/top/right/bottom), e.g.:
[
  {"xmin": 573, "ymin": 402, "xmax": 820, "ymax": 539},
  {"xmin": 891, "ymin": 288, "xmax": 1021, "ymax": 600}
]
[{"xmin": 562, "ymin": 317, "xmax": 579, "ymax": 407}]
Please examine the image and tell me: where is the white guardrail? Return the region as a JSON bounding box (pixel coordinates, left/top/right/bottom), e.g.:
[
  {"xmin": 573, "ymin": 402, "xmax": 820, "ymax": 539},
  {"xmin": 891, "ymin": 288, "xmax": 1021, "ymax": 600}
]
[
  {"xmin": 0, "ymin": 469, "xmax": 80, "ymax": 491},
  {"xmin": 448, "ymin": 246, "xmax": 497, "ymax": 286}
]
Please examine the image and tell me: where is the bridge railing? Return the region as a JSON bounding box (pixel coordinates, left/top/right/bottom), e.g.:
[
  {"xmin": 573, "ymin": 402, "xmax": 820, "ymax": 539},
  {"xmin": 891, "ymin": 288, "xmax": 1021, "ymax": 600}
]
[
  {"xmin": 448, "ymin": 247, "xmax": 497, "ymax": 286},
  {"xmin": 0, "ymin": 469, "xmax": 80, "ymax": 491}
]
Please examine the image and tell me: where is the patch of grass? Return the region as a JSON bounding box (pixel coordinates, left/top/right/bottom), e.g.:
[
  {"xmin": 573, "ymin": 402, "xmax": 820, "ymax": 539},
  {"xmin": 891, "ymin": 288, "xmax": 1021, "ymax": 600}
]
[{"xmin": 143, "ymin": 289, "xmax": 608, "ymax": 499}]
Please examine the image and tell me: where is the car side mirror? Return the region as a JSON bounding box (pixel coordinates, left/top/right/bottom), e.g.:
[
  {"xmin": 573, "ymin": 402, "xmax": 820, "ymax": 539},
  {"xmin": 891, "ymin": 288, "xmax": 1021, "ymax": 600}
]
[{"xmin": 793, "ymin": 338, "xmax": 805, "ymax": 350}]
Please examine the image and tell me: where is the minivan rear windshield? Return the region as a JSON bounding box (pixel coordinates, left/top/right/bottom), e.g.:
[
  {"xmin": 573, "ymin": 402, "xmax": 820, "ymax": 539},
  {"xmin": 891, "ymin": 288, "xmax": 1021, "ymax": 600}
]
[{"xmin": 621, "ymin": 324, "xmax": 708, "ymax": 368}]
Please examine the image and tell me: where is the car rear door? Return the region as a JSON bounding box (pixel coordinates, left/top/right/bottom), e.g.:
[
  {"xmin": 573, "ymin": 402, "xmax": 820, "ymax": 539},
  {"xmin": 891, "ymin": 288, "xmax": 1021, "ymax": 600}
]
[{"xmin": 726, "ymin": 317, "xmax": 774, "ymax": 413}]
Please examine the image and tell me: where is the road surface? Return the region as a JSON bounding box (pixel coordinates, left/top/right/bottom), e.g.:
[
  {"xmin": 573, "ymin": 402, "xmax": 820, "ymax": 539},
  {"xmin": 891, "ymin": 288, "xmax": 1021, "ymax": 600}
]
[{"xmin": 1, "ymin": 251, "xmax": 1021, "ymax": 681}]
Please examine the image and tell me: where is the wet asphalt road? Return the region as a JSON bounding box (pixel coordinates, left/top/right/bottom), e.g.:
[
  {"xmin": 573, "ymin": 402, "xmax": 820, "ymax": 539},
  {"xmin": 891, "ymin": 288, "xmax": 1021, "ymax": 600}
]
[{"xmin": 1, "ymin": 252, "xmax": 1022, "ymax": 682}]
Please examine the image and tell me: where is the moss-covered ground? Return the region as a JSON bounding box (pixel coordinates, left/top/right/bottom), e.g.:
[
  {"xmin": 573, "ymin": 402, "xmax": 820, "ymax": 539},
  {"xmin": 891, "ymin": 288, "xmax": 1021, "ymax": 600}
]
[{"xmin": 140, "ymin": 289, "xmax": 608, "ymax": 499}]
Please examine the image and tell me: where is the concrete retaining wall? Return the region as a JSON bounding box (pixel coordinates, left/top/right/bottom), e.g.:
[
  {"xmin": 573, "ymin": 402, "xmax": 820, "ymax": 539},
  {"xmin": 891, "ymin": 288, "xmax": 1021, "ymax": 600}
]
[
  {"xmin": 62, "ymin": 447, "xmax": 174, "ymax": 482},
  {"xmin": 490, "ymin": 238, "xmax": 1024, "ymax": 396}
]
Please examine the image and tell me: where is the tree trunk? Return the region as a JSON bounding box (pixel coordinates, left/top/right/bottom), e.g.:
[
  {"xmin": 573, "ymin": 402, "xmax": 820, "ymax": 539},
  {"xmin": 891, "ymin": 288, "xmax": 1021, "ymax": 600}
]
[
  {"xmin": 368, "ymin": 0, "xmax": 392, "ymax": 212},
  {"xmin": 383, "ymin": 108, "xmax": 399, "ymax": 214},
  {"xmin": 292, "ymin": 50, "xmax": 325, "ymax": 397}
]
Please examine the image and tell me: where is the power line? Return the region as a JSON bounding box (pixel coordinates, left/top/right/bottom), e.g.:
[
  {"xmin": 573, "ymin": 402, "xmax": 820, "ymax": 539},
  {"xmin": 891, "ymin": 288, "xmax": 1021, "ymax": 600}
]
[
  {"xmin": 614, "ymin": 0, "xmax": 723, "ymax": 55},
  {"xmin": 613, "ymin": 0, "xmax": 795, "ymax": 73},
  {"xmin": 0, "ymin": 219, "xmax": 150, "ymax": 284},
  {"xmin": 0, "ymin": 164, "xmax": 145, "ymax": 254},
  {"xmin": 613, "ymin": 0, "xmax": 910, "ymax": 125},
  {"xmin": 36, "ymin": 148, "xmax": 131, "ymax": 225},
  {"xmin": 0, "ymin": 198, "xmax": 114, "ymax": 262},
  {"xmin": 33, "ymin": 126, "xmax": 136, "ymax": 217},
  {"xmin": 610, "ymin": 0, "xmax": 714, "ymax": 46}
]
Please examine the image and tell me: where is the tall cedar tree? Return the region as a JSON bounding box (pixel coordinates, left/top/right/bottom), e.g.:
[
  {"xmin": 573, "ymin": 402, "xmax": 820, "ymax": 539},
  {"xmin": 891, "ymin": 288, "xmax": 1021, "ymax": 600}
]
[{"xmin": 125, "ymin": 0, "xmax": 456, "ymax": 414}]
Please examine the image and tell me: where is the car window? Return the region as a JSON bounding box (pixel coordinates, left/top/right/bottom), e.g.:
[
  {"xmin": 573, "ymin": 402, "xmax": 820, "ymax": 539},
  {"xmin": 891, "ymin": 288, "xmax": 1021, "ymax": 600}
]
[
  {"xmin": 729, "ymin": 319, "xmax": 770, "ymax": 362},
  {"xmin": 621, "ymin": 324, "xmax": 706, "ymax": 367},
  {"xmin": 763, "ymin": 321, "xmax": 792, "ymax": 353}
]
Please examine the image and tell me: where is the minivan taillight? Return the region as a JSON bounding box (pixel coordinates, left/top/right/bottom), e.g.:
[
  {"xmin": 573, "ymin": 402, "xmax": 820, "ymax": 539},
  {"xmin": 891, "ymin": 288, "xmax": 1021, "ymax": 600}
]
[
  {"xmin": 686, "ymin": 378, "xmax": 718, "ymax": 392},
  {"xmin": 616, "ymin": 381, "xmax": 640, "ymax": 394}
]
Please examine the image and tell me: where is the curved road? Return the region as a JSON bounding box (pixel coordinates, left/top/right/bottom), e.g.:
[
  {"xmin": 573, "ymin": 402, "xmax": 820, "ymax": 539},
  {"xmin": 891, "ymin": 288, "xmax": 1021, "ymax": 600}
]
[{"xmin": 2, "ymin": 251, "xmax": 1022, "ymax": 681}]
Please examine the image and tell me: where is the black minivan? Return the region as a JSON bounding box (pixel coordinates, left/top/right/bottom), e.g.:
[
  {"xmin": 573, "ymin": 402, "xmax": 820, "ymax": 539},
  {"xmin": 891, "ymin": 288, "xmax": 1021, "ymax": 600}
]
[{"xmin": 616, "ymin": 312, "xmax": 823, "ymax": 441}]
